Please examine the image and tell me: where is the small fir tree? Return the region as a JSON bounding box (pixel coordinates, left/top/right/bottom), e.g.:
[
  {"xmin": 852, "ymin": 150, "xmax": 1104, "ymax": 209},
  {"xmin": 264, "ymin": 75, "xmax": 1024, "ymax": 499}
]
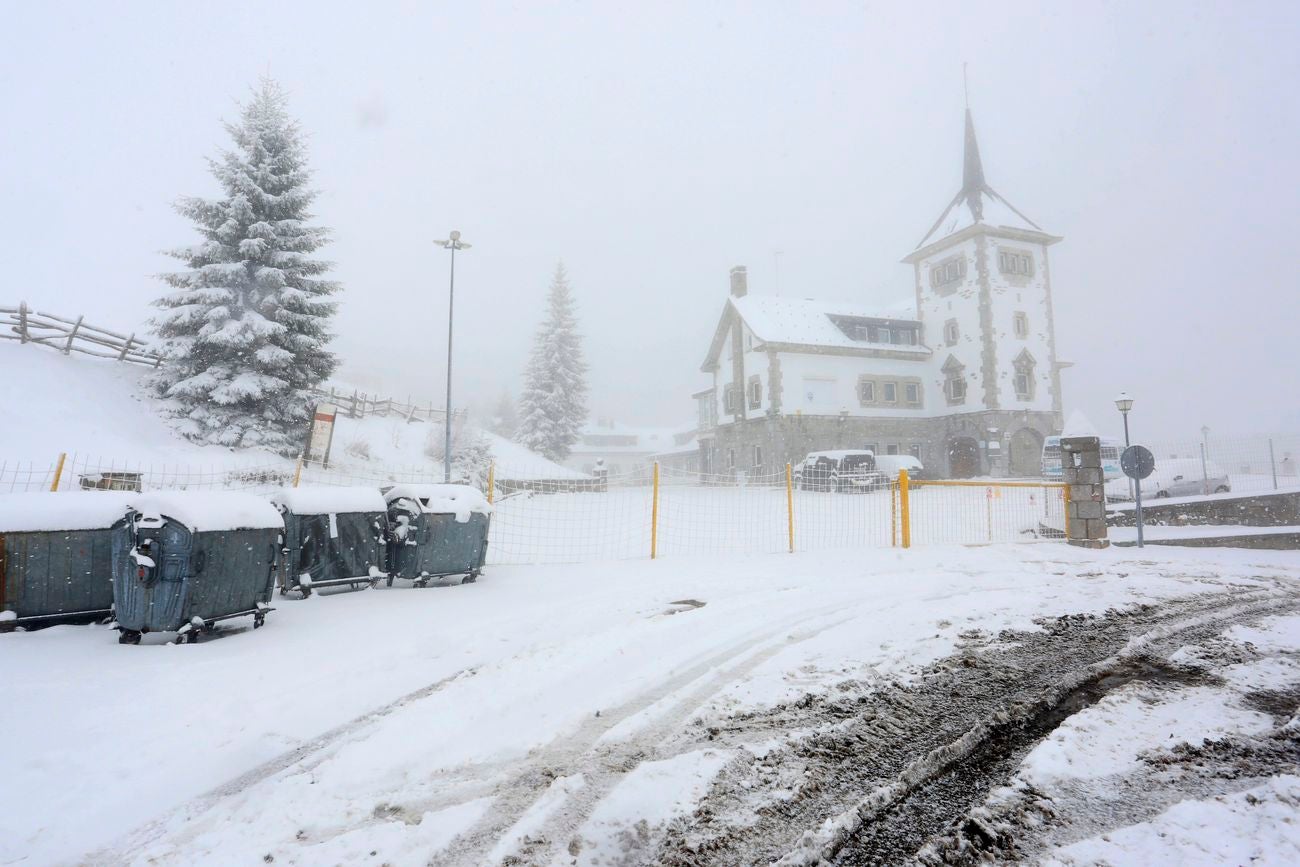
[
  {"xmin": 516, "ymin": 264, "xmax": 589, "ymax": 461},
  {"xmin": 490, "ymin": 390, "xmax": 519, "ymax": 439},
  {"xmin": 149, "ymin": 78, "xmax": 339, "ymax": 453}
]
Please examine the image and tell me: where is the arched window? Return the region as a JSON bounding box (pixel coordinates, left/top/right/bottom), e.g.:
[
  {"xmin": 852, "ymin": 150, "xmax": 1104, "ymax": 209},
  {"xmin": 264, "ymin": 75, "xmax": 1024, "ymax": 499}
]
[{"xmin": 1013, "ymin": 350, "xmax": 1036, "ymax": 400}]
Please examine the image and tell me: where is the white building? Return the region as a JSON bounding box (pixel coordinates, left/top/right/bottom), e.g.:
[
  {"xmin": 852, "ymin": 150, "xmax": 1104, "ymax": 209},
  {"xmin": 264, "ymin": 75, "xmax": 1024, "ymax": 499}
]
[
  {"xmin": 564, "ymin": 420, "xmax": 696, "ymax": 477},
  {"xmin": 698, "ymin": 109, "xmax": 1065, "ymax": 479}
]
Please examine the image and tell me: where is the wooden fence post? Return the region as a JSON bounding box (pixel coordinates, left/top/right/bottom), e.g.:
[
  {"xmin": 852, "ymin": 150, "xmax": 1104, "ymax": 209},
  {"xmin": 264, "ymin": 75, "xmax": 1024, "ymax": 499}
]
[
  {"xmin": 18, "ymin": 301, "xmax": 28, "ymax": 343},
  {"xmin": 64, "ymin": 315, "xmax": 83, "ymax": 355},
  {"xmin": 117, "ymin": 333, "xmax": 135, "ymax": 361}
]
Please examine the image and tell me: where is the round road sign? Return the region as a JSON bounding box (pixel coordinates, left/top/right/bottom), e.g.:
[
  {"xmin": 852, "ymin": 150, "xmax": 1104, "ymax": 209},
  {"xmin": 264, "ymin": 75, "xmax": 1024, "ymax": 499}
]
[{"xmin": 1121, "ymin": 445, "xmax": 1155, "ymax": 480}]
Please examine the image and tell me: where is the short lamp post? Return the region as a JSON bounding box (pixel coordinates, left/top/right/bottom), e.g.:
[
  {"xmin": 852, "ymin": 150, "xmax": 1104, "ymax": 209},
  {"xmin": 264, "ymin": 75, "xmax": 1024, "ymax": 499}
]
[
  {"xmin": 1115, "ymin": 392, "xmax": 1134, "ymax": 447},
  {"xmin": 434, "ymin": 230, "xmax": 471, "ymax": 483},
  {"xmin": 1115, "ymin": 392, "xmax": 1142, "ymax": 547}
]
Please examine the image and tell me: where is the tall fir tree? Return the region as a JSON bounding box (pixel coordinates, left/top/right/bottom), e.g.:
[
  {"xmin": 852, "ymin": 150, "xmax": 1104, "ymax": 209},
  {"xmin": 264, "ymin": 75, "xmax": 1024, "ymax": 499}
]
[
  {"xmin": 516, "ymin": 263, "xmax": 588, "ymax": 461},
  {"xmin": 149, "ymin": 78, "xmax": 339, "ymax": 454}
]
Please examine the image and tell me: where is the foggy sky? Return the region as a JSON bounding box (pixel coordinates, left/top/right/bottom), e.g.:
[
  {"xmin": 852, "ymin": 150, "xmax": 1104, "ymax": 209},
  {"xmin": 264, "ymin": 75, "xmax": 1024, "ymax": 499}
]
[{"xmin": 3, "ymin": 0, "xmax": 1298, "ymax": 442}]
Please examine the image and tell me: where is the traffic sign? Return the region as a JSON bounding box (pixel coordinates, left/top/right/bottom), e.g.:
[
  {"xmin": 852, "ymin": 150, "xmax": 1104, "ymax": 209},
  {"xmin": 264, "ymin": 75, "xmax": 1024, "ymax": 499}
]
[{"xmin": 1121, "ymin": 445, "xmax": 1155, "ymax": 480}]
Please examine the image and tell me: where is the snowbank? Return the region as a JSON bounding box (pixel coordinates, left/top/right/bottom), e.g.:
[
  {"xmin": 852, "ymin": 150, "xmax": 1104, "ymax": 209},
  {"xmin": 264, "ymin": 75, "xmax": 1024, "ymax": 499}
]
[
  {"xmin": 0, "ymin": 491, "xmax": 134, "ymax": 532},
  {"xmin": 384, "ymin": 483, "xmax": 491, "ymax": 522},
  {"xmin": 271, "ymin": 486, "xmax": 386, "ymax": 516},
  {"xmin": 130, "ymin": 491, "xmax": 284, "ymax": 531}
]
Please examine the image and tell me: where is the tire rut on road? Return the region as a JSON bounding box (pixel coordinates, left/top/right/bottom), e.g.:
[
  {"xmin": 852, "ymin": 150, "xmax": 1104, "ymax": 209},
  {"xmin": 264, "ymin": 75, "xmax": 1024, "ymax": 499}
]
[{"xmin": 649, "ymin": 587, "xmax": 1300, "ymax": 867}]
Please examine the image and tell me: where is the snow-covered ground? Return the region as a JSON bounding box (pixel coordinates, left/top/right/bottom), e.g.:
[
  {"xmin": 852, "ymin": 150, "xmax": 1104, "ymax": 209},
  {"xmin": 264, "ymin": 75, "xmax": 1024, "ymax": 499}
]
[{"xmin": 3, "ymin": 543, "xmax": 1298, "ymax": 865}]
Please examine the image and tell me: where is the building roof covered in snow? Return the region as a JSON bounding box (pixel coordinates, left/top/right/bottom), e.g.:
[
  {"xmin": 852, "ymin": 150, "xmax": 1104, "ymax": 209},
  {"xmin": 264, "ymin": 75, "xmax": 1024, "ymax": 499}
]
[
  {"xmin": 701, "ymin": 295, "xmax": 929, "ymax": 371},
  {"xmin": 908, "ymin": 108, "xmax": 1061, "ymax": 256}
]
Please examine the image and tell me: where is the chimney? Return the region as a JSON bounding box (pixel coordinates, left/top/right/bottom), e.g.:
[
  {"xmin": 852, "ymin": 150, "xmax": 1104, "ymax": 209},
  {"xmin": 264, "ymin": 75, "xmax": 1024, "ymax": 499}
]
[{"xmin": 729, "ymin": 265, "xmax": 748, "ymax": 298}]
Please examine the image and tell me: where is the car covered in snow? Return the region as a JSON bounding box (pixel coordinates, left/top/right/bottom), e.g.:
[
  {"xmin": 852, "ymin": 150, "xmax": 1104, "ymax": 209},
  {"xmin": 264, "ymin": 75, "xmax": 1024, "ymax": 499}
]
[
  {"xmin": 1104, "ymin": 458, "xmax": 1231, "ymax": 501},
  {"xmin": 795, "ymin": 450, "xmax": 887, "ymax": 493},
  {"xmin": 872, "ymin": 454, "xmax": 924, "ymax": 483}
]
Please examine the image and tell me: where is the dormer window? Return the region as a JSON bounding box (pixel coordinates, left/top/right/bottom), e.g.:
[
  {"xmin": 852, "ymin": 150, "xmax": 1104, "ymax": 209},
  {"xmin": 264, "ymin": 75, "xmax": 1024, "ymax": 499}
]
[
  {"xmin": 998, "ymin": 250, "xmax": 1033, "ymax": 276},
  {"xmin": 827, "ymin": 315, "xmax": 919, "ymax": 346},
  {"xmin": 942, "ymin": 354, "xmax": 967, "ymax": 406}
]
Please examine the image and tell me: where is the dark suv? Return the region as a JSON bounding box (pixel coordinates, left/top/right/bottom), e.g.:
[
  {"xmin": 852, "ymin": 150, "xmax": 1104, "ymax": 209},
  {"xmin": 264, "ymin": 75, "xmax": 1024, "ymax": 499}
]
[{"xmin": 796, "ymin": 450, "xmax": 887, "ymax": 493}]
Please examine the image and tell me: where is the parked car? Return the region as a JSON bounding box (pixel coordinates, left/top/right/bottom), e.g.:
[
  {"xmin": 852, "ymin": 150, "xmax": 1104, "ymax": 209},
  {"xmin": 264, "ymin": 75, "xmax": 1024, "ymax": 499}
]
[
  {"xmin": 873, "ymin": 454, "xmax": 925, "ymax": 483},
  {"xmin": 795, "ymin": 450, "xmax": 886, "ymax": 493},
  {"xmin": 1103, "ymin": 458, "xmax": 1231, "ymax": 501}
]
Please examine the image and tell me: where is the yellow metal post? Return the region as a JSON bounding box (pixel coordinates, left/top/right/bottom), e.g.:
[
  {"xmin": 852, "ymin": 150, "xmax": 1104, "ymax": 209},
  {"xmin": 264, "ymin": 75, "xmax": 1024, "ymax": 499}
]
[
  {"xmin": 786, "ymin": 462, "xmax": 794, "ymax": 553},
  {"xmin": 899, "ymin": 468, "xmax": 911, "ymax": 548},
  {"xmin": 650, "ymin": 461, "xmax": 660, "ymax": 559},
  {"xmin": 487, "ymin": 462, "xmax": 496, "ymax": 504},
  {"xmin": 292, "ymin": 455, "xmax": 304, "ymax": 488},
  {"xmin": 49, "ymin": 452, "xmax": 67, "ymax": 492}
]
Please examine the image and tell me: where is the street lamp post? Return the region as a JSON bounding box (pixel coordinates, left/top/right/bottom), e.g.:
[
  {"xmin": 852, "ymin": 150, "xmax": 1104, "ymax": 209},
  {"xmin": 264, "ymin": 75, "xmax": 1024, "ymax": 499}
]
[
  {"xmin": 1115, "ymin": 392, "xmax": 1142, "ymax": 548},
  {"xmin": 434, "ymin": 230, "xmax": 471, "ymax": 483}
]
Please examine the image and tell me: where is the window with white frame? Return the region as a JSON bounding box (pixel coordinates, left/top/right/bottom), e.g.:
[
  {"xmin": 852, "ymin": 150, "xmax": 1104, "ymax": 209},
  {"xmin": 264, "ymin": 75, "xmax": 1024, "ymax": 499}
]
[
  {"xmin": 865, "ymin": 443, "xmax": 879, "ymax": 455},
  {"xmin": 930, "ymin": 257, "xmax": 967, "ymax": 288},
  {"xmin": 944, "ymin": 320, "xmax": 960, "ymax": 346},
  {"xmin": 904, "ymin": 382, "xmax": 920, "ymax": 405},
  {"xmin": 1013, "ymin": 311, "xmax": 1029, "ymax": 338},
  {"xmin": 748, "ymin": 376, "xmax": 762, "ymax": 410},
  {"xmin": 998, "ymin": 250, "xmax": 1033, "ymax": 276},
  {"xmin": 857, "ymin": 377, "xmax": 875, "ymax": 405},
  {"xmin": 948, "ymin": 377, "xmax": 967, "ymax": 401},
  {"xmin": 724, "ymin": 384, "xmax": 739, "ymax": 413},
  {"xmin": 943, "ymin": 355, "xmax": 968, "ymax": 405},
  {"xmin": 753, "ymin": 445, "xmax": 762, "ymax": 469},
  {"xmin": 1013, "ymin": 349, "xmax": 1036, "ymax": 400},
  {"xmin": 882, "ymin": 382, "xmax": 898, "ymax": 403}
]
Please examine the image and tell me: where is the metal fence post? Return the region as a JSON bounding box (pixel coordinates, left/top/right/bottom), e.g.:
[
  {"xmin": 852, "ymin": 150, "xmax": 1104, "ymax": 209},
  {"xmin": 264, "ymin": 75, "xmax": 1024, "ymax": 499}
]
[
  {"xmin": 1200, "ymin": 442, "xmax": 1210, "ymax": 496},
  {"xmin": 899, "ymin": 468, "xmax": 911, "ymax": 548},
  {"xmin": 785, "ymin": 463, "xmax": 794, "ymax": 553},
  {"xmin": 292, "ymin": 455, "xmax": 303, "ymax": 488},
  {"xmin": 650, "ymin": 462, "xmax": 660, "ymax": 559},
  {"xmin": 1270, "ymin": 438, "xmax": 1278, "ymax": 490},
  {"xmin": 50, "ymin": 452, "xmax": 66, "ymax": 492}
]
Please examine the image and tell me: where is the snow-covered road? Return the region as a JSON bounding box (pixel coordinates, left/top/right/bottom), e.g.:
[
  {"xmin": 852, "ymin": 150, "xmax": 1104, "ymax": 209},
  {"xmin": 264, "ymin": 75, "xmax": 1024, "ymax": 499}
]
[{"xmin": 2, "ymin": 544, "xmax": 1298, "ymax": 865}]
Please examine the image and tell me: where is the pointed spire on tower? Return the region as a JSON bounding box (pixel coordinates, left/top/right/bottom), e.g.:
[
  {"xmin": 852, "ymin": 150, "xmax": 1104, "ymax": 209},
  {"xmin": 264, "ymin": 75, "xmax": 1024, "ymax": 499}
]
[
  {"xmin": 962, "ymin": 109, "xmax": 986, "ymax": 222},
  {"xmin": 914, "ymin": 77, "xmax": 1044, "ymax": 249}
]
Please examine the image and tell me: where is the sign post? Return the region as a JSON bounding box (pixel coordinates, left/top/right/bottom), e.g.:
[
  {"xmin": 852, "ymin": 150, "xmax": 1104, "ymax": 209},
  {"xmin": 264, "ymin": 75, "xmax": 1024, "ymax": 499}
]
[
  {"xmin": 1121, "ymin": 444, "xmax": 1155, "ymax": 548},
  {"xmin": 305, "ymin": 403, "xmax": 338, "ymax": 468}
]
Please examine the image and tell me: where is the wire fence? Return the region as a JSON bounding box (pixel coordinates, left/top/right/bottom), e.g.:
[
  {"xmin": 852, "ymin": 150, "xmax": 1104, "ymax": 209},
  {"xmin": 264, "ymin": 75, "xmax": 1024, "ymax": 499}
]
[
  {"xmin": 1136, "ymin": 433, "xmax": 1300, "ymax": 496},
  {"xmin": 4, "ymin": 453, "xmax": 1071, "ymax": 563}
]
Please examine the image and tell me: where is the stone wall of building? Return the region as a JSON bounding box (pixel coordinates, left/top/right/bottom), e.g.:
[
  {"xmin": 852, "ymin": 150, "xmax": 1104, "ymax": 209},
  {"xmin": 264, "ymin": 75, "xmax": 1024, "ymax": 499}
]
[{"xmin": 700, "ymin": 408, "xmax": 1059, "ymax": 478}]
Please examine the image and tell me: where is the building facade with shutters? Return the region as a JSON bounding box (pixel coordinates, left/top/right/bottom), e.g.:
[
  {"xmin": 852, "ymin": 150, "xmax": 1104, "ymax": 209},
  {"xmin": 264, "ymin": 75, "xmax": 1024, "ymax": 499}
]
[{"xmin": 696, "ymin": 109, "xmax": 1066, "ymax": 480}]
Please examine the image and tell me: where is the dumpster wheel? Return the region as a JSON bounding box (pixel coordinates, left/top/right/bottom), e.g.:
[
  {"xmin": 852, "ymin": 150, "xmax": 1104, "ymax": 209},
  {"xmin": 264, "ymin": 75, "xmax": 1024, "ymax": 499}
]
[
  {"xmin": 462, "ymin": 572, "xmax": 479, "ymax": 584},
  {"xmin": 253, "ymin": 612, "xmax": 267, "ymax": 629},
  {"xmin": 118, "ymin": 630, "xmax": 142, "ymax": 645}
]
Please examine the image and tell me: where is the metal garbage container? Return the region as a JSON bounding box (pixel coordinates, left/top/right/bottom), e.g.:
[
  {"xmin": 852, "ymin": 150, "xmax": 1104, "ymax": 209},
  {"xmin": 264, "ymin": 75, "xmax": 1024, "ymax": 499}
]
[
  {"xmin": 384, "ymin": 484, "xmax": 491, "ymax": 587},
  {"xmin": 270, "ymin": 487, "xmax": 388, "ymax": 597},
  {"xmin": 111, "ymin": 492, "xmax": 283, "ymax": 644},
  {"xmin": 0, "ymin": 492, "xmax": 134, "ymax": 629}
]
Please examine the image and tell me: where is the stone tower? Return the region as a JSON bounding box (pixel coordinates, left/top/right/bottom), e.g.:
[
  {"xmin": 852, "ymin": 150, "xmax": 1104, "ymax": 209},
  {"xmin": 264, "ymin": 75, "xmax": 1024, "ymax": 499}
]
[{"xmin": 902, "ymin": 109, "xmax": 1065, "ymax": 477}]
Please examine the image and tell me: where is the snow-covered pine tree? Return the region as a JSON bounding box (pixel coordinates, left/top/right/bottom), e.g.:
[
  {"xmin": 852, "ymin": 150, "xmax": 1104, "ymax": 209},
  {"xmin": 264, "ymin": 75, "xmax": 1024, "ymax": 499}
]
[
  {"xmin": 149, "ymin": 78, "xmax": 338, "ymax": 454},
  {"xmin": 515, "ymin": 263, "xmax": 589, "ymax": 462}
]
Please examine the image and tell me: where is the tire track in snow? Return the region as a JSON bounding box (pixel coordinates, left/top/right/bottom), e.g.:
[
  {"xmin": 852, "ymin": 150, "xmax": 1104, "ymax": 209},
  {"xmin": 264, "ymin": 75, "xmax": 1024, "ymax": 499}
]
[
  {"xmin": 85, "ymin": 664, "xmax": 480, "ymax": 865},
  {"xmin": 431, "ymin": 609, "xmax": 856, "ymax": 867}
]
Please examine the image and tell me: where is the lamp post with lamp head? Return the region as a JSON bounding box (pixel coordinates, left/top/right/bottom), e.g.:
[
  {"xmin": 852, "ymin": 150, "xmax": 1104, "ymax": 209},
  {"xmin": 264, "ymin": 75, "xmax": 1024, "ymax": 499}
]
[{"xmin": 434, "ymin": 231, "xmax": 471, "ymax": 483}]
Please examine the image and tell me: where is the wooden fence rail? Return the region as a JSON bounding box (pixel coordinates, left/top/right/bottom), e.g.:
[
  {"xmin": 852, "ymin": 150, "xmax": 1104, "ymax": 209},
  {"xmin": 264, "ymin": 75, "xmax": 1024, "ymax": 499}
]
[
  {"xmin": 0, "ymin": 302, "xmax": 161, "ymax": 366},
  {"xmin": 2, "ymin": 301, "xmax": 462, "ymax": 424}
]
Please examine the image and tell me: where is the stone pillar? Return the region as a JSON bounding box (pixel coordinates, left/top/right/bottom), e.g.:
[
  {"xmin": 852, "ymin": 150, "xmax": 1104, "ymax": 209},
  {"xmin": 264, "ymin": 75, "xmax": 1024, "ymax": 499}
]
[{"xmin": 1061, "ymin": 435, "xmax": 1108, "ymax": 548}]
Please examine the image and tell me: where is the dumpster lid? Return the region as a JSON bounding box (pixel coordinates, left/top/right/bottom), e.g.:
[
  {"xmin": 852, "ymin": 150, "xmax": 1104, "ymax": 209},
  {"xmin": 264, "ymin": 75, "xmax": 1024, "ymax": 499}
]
[
  {"xmin": 270, "ymin": 486, "xmax": 386, "ymax": 516},
  {"xmin": 384, "ymin": 484, "xmax": 492, "ymax": 522},
  {"xmin": 129, "ymin": 492, "xmax": 284, "ymax": 532},
  {"xmin": 0, "ymin": 491, "xmax": 135, "ymax": 532}
]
